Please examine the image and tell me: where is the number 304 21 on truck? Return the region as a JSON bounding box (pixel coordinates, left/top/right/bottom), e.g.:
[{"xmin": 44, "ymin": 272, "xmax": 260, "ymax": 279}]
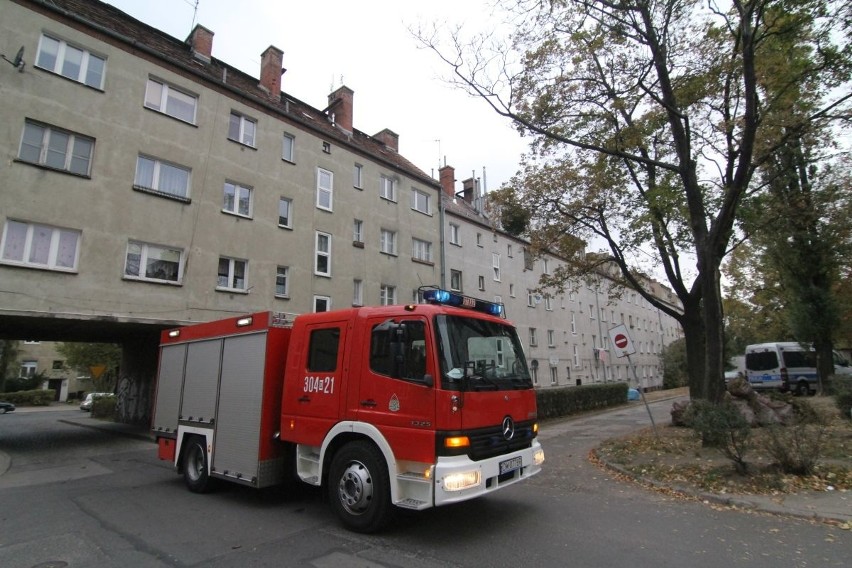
[{"xmin": 152, "ymin": 288, "xmax": 544, "ymax": 533}]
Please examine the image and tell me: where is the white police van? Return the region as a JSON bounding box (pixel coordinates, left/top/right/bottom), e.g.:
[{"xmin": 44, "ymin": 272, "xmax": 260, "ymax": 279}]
[{"xmin": 744, "ymin": 342, "xmax": 852, "ymax": 395}]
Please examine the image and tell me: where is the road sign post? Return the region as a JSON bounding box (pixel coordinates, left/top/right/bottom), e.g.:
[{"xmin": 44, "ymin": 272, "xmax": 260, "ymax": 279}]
[{"xmin": 607, "ymin": 325, "xmax": 659, "ymax": 438}]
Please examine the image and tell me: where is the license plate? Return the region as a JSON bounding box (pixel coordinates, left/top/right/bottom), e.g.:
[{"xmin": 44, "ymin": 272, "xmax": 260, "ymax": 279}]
[{"xmin": 499, "ymin": 456, "xmax": 522, "ymax": 475}]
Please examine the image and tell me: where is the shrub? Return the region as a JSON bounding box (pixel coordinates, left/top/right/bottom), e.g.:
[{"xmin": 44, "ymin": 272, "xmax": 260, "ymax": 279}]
[
  {"xmin": 92, "ymin": 395, "xmax": 117, "ymax": 420},
  {"xmin": 1, "ymin": 389, "xmax": 55, "ymax": 406},
  {"xmin": 689, "ymin": 399, "xmax": 751, "ymax": 474},
  {"xmin": 765, "ymin": 403, "xmax": 828, "ymax": 475},
  {"xmin": 827, "ymin": 375, "xmax": 852, "ymax": 420},
  {"xmin": 536, "ymin": 383, "xmax": 627, "ymax": 420}
]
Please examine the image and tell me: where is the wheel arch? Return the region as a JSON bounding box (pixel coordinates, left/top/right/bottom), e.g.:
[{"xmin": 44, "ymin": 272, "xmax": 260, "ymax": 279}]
[{"xmin": 318, "ymin": 422, "xmax": 398, "ymax": 500}]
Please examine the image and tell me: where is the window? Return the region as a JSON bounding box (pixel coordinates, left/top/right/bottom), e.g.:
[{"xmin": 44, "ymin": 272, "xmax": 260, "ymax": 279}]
[
  {"xmin": 217, "ymin": 256, "xmax": 248, "ymax": 291},
  {"xmin": 380, "ymin": 175, "xmax": 396, "ymax": 201},
  {"xmin": 36, "ymin": 34, "xmax": 106, "ymax": 89},
  {"xmin": 144, "ymin": 78, "xmax": 197, "ymax": 123},
  {"xmin": 571, "ymin": 312, "xmax": 577, "ymax": 334},
  {"xmin": 476, "ymin": 233, "xmax": 483, "ymax": 247},
  {"xmin": 449, "ymin": 223, "xmax": 460, "ymax": 245},
  {"xmin": 353, "ymin": 163, "xmax": 363, "ymax": 189},
  {"xmin": 380, "ymin": 229, "xmax": 397, "ymax": 255},
  {"xmin": 543, "ymin": 258, "xmax": 550, "ymax": 275},
  {"xmin": 509, "ymin": 283, "xmax": 515, "ymax": 297},
  {"xmin": 601, "ymin": 308, "xmax": 607, "ymax": 321},
  {"xmin": 492, "ymin": 253, "xmax": 501, "ymax": 281},
  {"xmin": 353, "ymin": 279, "xmax": 363, "ymax": 306},
  {"xmin": 228, "ymin": 111, "xmax": 256, "ymax": 147},
  {"xmin": 590, "ymin": 304, "xmax": 596, "ymax": 319},
  {"xmin": 223, "ymin": 181, "xmax": 252, "ymax": 217},
  {"xmin": 478, "ymin": 275, "xmax": 485, "ymax": 291},
  {"xmin": 547, "ymin": 330, "xmax": 556, "ymax": 347},
  {"xmin": 275, "ymin": 266, "xmax": 289, "ymax": 297},
  {"xmin": 316, "ymin": 168, "xmax": 333, "ymax": 211},
  {"xmin": 278, "ymin": 197, "xmax": 292, "ymax": 228},
  {"xmin": 314, "ymin": 295, "xmax": 331, "ymax": 312},
  {"xmin": 322, "ymin": 141, "xmax": 331, "ymax": 153},
  {"xmin": 124, "ymin": 241, "xmax": 183, "ymax": 283},
  {"xmin": 1, "ymin": 220, "xmax": 80, "ymax": 272},
  {"xmin": 18, "ymin": 120, "xmax": 93, "ymax": 176},
  {"xmin": 380, "ymin": 284, "xmax": 396, "ymax": 306},
  {"xmin": 529, "ymin": 328, "xmax": 538, "ymax": 347},
  {"xmin": 573, "ymin": 345, "xmax": 580, "ymax": 367},
  {"xmin": 545, "ymin": 294, "xmax": 553, "ymax": 311},
  {"xmin": 507, "ymin": 244, "xmax": 513, "ymax": 257},
  {"xmin": 307, "ymin": 328, "xmax": 339, "ymax": 372},
  {"xmin": 282, "ymin": 133, "xmax": 295, "ymax": 162},
  {"xmin": 353, "ymin": 219, "xmax": 364, "ymax": 244},
  {"xmin": 450, "ymin": 269, "xmax": 462, "ymax": 292},
  {"xmin": 527, "ymin": 290, "xmax": 535, "ymax": 307},
  {"xmin": 523, "ymin": 247, "xmax": 534, "ymax": 270},
  {"xmin": 550, "ymin": 367, "xmax": 558, "ymax": 385},
  {"xmin": 20, "ymin": 361, "xmax": 37, "ymax": 378},
  {"xmin": 52, "ymin": 360, "xmax": 64, "ymax": 370},
  {"xmin": 411, "ymin": 238, "xmax": 433, "ymax": 263},
  {"xmin": 411, "ymin": 188, "xmax": 431, "ymax": 214},
  {"xmin": 315, "ymin": 231, "xmax": 331, "ymax": 276},
  {"xmin": 134, "ymin": 155, "xmax": 191, "ymax": 200}
]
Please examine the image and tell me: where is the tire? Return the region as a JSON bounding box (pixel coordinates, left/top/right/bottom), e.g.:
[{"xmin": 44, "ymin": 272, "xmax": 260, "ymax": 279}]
[
  {"xmin": 183, "ymin": 436, "xmax": 212, "ymax": 493},
  {"xmin": 328, "ymin": 440, "xmax": 393, "ymax": 533},
  {"xmin": 795, "ymin": 381, "xmax": 810, "ymax": 397}
]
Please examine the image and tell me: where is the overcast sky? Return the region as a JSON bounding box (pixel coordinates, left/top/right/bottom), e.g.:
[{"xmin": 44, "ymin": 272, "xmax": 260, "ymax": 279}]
[{"xmin": 102, "ymin": 0, "xmax": 528, "ymax": 191}]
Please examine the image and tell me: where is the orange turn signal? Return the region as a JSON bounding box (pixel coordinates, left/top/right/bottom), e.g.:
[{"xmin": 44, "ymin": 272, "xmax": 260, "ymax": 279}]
[{"xmin": 444, "ymin": 436, "xmax": 470, "ymax": 449}]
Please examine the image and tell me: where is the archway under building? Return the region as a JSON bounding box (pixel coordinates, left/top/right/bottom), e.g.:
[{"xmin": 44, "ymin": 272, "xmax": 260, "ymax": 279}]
[{"xmin": 1, "ymin": 313, "xmax": 171, "ymax": 426}]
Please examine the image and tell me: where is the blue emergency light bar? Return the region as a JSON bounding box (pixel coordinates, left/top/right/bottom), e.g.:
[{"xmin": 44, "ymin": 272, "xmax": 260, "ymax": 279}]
[{"xmin": 422, "ymin": 288, "xmax": 505, "ymax": 318}]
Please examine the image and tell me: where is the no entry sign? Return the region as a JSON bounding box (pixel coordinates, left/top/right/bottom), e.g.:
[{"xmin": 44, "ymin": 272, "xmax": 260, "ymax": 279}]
[{"xmin": 608, "ymin": 324, "xmax": 636, "ymax": 358}]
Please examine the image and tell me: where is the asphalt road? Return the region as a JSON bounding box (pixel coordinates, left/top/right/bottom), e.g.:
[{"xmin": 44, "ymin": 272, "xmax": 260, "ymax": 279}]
[{"xmin": 0, "ymin": 401, "xmax": 848, "ymax": 568}]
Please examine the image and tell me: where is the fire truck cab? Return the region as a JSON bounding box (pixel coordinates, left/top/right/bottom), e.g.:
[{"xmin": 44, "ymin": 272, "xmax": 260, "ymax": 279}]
[{"xmin": 152, "ymin": 289, "xmax": 544, "ymax": 532}]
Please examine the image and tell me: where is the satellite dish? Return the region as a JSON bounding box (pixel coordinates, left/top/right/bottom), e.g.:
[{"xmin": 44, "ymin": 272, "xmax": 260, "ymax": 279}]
[
  {"xmin": 13, "ymin": 46, "xmax": 24, "ymax": 68},
  {"xmin": 2, "ymin": 46, "xmax": 25, "ymax": 72}
]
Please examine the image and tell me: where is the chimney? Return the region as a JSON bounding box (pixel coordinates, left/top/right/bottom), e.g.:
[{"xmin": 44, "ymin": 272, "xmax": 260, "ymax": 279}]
[
  {"xmin": 327, "ymin": 86, "xmax": 354, "ymax": 132},
  {"xmin": 462, "ymin": 177, "xmax": 476, "ymax": 204},
  {"xmin": 439, "ymin": 165, "xmax": 456, "ymax": 198},
  {"xmin": 187, "ymin": 25, "xmax": 214, "ymax": 63},
  {"xmin": 373, "ymin": 128, "xmax": 399, "ymax": 152},
  {"xmin": 259, "ymin": 45, "xmax": 284, "ymax": 98}
]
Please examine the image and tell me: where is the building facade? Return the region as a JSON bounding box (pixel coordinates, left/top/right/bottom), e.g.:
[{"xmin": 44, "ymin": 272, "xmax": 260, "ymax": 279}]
[
  {"xmin": 437, "ymin": 166, "xmax": 682, "ymax": 391},
  {"xmin": 2, "ymin": 0, "xmax": 681, "ymax": 405},
  {"xmin": 1, "ymin": 0, "xmax": 441, "ymax": 337}
]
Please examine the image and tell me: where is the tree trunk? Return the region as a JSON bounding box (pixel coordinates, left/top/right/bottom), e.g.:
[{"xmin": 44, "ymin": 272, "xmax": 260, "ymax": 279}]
[
  {"xmin": 700, "ymin": 265, "xmax": 727, "ymax": 404},
  {"xmin": 681, "ymin": 300, "xmax": 706, "ymax": 399}
]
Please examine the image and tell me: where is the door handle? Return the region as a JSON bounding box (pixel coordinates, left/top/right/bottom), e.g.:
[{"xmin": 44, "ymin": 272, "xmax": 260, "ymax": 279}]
[
  {"xmin": 298, "ymin": 396, "xmax": 310, "ymax": 403},
  {"xmin": 360, "ymin": 399, "xmax": 377, "ymax": 407}
]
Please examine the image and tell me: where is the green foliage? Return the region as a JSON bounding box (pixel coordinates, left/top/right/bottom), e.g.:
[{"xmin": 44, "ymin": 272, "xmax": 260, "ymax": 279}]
[
  {"xmin": 56, "ymin": 342, "xmax": 121, "ymax": 392},
  {"xmin": 0, "ymin": 340, "xmax": 20, "ymax": 393},
  {"xmin": 536, "ymin": 383, "xmax": 627, "ymax": 420},
  {"xmin": 1, "ymin": 389, "xmax": 55, "ymax": 406},
  {"xmin": 689, "ymin": 400, "xmax": 752, "ymax": 474},
  {"xmin": 2, "ymin": 371, "xmax": 47, "ymax": 393},
  {"xmin": 827, "ymin": 376, "xmax": 852, "ymax": 419},
  {"xmin": 661, "ymin": 339, "xmax": 688, "ymax": 389},
  {"xmin": 92, "ymin": 396, "xmax": 117, "ymax": 420}
]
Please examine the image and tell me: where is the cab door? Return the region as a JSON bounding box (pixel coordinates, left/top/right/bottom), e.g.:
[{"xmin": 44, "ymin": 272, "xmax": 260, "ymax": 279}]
[
  {"xmin": 282, "ymin": 317, "xmax": 348, "ymax": 445},
  {"xmin": 355, "ymin": 316, "xmax": 436, "ymax": 463}
]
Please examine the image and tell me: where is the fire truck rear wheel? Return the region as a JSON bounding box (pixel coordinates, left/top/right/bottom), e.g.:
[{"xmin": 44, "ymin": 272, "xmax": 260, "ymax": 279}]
[
  {"xmin": 328, "ymin": 440, "xmax": 392, "ymax": 533},
  {"xmin": 184, "ymin": 436, "xmax": 211, "ymax": 493}
]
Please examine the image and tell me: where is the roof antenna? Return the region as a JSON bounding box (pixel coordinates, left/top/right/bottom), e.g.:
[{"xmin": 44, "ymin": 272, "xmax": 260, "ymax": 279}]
[{"xmin": 190, "ymin": 0, "xmax": 200, "ymax": 32}]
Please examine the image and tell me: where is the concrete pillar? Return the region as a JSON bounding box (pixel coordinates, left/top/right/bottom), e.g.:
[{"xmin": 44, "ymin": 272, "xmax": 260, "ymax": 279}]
[{"xmin": 116, "ymin": 334, "xmax": 160, "ymax": 426}]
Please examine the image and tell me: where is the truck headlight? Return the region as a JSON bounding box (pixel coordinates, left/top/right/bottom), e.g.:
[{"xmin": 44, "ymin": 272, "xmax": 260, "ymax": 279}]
[
  {"xmin": 442, "ymin": 470, "xmax": 481, "ymax": 491},
  {"xmin": 533, "ymin": 448, "xmax": 545, "ymax": 466}
]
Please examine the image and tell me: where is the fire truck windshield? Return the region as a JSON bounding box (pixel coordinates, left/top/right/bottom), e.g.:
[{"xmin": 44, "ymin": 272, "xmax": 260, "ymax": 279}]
[{"xmin": 434, "ymin": 314, "xmax": 532, "ymax": 391}]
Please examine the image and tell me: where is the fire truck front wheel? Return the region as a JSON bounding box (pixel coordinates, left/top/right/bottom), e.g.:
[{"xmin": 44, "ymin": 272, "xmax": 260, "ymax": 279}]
[
  {"xmin": 183, "ymin": 436, "xmax": 212, "ymax": 493},
  {"xmin": 328, "ymin": 440, "xmax": 393, "ymax": 533}
]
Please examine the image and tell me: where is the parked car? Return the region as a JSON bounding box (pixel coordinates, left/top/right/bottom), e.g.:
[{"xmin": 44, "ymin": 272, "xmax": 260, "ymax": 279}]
[
  {"xmin": 0, "ymin": 400, "xmax": 15, "ymax": 413},
  {"xmin": 79, "ymin": 392, "xmax": 113, "ymax": 411}
]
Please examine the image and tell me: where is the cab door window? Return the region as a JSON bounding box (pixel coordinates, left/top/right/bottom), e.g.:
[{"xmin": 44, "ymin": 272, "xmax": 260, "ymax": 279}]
[
  {"xmin": 308, "ymin": 327, "xmax": 340, "ymax": 372},
  {"xmin": 370, "ymin": 319, "xmax": 427, "ymax": 382}
]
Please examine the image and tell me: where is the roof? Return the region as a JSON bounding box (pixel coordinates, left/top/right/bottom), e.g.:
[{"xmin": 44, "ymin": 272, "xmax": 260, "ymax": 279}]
[{"xmin": 21, "ymin": 0, "xmax": 438, "ymax": 188}]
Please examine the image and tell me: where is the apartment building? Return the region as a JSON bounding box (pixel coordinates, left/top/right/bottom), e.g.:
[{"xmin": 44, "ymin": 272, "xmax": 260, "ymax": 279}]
[
  {"xmin": 438, "ymin": 165, "xmax": 682, "ymax": 391},
  {"xmin": 0, "ymin": 0, "xmax": 441, "ymax": 337}
]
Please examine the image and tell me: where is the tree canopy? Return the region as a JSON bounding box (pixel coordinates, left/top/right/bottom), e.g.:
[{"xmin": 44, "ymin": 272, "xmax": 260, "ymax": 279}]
[{"xmin": 416, "ymin": 0, "xmax": 851, "ymax": 401}]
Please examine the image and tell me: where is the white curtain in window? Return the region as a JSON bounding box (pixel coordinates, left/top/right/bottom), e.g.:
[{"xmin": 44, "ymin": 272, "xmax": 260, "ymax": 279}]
[{"xmin": 2, "ymin": 221, "xmax": 28, "ymax": 262}]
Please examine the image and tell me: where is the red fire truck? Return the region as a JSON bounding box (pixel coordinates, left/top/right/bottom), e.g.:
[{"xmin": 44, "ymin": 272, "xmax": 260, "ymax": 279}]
[{"xmin": 152, "ymin": 288, "xmax": 544, "ymax": 532}]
